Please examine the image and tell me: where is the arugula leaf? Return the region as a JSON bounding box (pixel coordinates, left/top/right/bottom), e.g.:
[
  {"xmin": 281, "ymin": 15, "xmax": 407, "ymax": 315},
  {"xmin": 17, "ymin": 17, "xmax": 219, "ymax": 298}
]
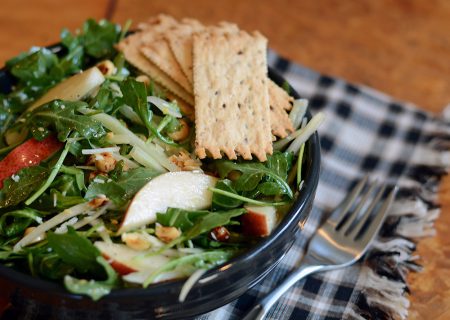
[
  {"xmin": 85, "ymin": 167, "xmax": 159, "ymax": 206},
  {"xmin": 265, "ymin": 152, "xmax": 293, "ymax": 181},
  {"xmin": 64, "ymin": 256, "xmax": 119, "ymax": 301},
  {"xmin": 162, "ymin": 209, "xmax": 246, "ymax": 250},
  {"xmin": 82, "ymin": 19, "xmax": 120, "ymax": 58},
  {"xmin": 32, "ymin": 100, "xmax": 106, "ymax": 141},
  {"xmin": 184, "ymin": 209, "xmax": 245, "ymax": 240},
  {"xmin": 0, "ymin": 208, "xmax": 43, "ymax": 237},
  {"xmin": 215, "ymin": 152, "xmax": 293, "ymax": 199},
  {"xmin": 38, "ymin": 253, "xmax": 76, "ymax": 280},
  {"xmin": 9, "ymin": 48, "xmax": 59, "ymax": 84},
  {"xmin": 144, "ymin": 250, "xmax": 235, "ymax": 287},
  {"xmin": 30, "ymin": 190, "xmax": 84, "ymax": 212},
  {"xmin": 157, "ymin": 208, "xmax": 209, "ymax": 231},
  {"xmin": 211, "ymin": 180, "xmax": 243, "ymax": 210},
  {"xmin": 119, "ymin": 79, "xmax": 176, "ymax": 145},
  {"xmin": 0, "ymin": 166, "xmax": 49, "ymax": 208},
  {"xmin": 47, "ymin": 227, "xmax": 101, "ymax": 274}
]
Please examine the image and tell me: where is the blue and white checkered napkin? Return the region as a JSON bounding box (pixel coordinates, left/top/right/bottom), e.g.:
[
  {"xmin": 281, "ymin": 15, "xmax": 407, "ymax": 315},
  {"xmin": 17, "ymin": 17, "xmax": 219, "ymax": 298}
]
[{"xmin": 200, "ymin": 51, "xmax": 450, "ymax": 320}]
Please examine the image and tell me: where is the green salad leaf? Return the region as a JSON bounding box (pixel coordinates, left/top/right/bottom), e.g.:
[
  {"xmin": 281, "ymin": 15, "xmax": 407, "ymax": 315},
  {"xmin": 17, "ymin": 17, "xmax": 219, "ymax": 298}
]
[
  {"xmin": 64, "ymin": 256, "xmax": 119, "ymax": 301},
  {"xmin": 85, "ymin": 167, "xmax": 159, "ymax": 207},
  {"xmin": 157, "ymin": 208, "xmax": 209, "ymax": 231},
  {"xmin": 31, "ymin": 100, "xmax": 106, "ymax": 141},
  {"xmin": 215, "ymin": 151, "xmax": 294, "ymax": 199},
  {"xmin": 47, "ymin": 227, "xmax": 101, "ymax": 274},
  {"xmin": 144, "ymin": 250, "xmax": 234, "ymax": 287},
  {"xmin": 0, "ymin": 208, "xmax": 43, "ymax": 237},
  {"xmin": 0, "ymin": 166, "xmax": 49, "ymax": 208}
]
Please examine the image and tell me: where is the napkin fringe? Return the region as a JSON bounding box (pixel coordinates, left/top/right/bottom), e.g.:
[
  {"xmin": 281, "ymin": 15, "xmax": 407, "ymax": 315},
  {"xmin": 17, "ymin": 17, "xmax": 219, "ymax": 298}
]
[{"xmin": 352, "ymin": 129, "xmax": 449, "ymax": 320}]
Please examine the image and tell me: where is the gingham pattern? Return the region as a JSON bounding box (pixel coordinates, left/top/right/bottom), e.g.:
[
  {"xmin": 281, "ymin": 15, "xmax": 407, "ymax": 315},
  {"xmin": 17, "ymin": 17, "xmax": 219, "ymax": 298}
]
[{"xmin": 198, "ymin": 52, "xmax": 450, "ymax": 320}]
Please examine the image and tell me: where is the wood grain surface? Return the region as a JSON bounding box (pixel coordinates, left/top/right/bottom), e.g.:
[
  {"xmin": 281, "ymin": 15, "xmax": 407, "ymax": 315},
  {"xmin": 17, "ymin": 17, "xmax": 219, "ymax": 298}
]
[{"xmin": 0, "ymin": 0, "xmax": 449, "ymax": 318}]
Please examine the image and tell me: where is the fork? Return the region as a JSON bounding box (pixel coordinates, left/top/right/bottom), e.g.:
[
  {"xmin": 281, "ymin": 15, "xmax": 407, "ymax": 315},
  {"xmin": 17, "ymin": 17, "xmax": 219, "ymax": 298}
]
[{"xmin": 242, "ymin": 176, "xmax": 397, "ymax": 320}]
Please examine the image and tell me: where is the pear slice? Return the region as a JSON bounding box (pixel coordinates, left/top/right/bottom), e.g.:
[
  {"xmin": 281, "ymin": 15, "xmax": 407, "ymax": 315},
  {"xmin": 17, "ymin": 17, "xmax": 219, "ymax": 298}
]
[
  {"xmin": 95, "ymin": 241, "xmax": 171, "ymax": 276},
  {"xmin": 27, "ymin": 66, "xmax": 105, "ymax": 112},
  {"xmin": 118, "ymin": 171, "xmax": 217, "ymax": 234}
]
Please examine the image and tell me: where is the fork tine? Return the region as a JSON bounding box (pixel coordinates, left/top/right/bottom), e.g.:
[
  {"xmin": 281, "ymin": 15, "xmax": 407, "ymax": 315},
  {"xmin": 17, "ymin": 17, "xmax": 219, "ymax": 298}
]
[
  {"xmin": 359, "ymin": 186, "xmax": 398, "ymax": 246},
  {"xmin": 339, "ymin": 180, "xmax": 378, "ymax": 234},
  {"xmin": 329, "ymin": 175, "xmax": 369, "ymax": 227},
  {"xmin": 348, "ymin": 184, "xmax": 387, "ymax": 239}
]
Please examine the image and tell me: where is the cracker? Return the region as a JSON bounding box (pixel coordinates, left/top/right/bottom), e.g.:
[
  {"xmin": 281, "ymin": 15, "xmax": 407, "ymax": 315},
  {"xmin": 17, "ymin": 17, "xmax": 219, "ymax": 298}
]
[
  {"xmin": 268, "ymin": 80, "xmax": 294, "ymax": 137},
  {"xmin": 165, "ymin": 20, "xmax": 205, "ymax": 84},
  {"xmin": 116, "ymin": 22, "xmax": 194, "ymax": 105},
  {"xmin": 140, "ymin": 40, "xmax": 193, "ymax": 94},
  {"xmin": 166, "ymin": 21, "xmax": 239, "ymax": 85},
  {"xmin": 193, "ymin": 30, "xmax": 272, "ymax": 161}
]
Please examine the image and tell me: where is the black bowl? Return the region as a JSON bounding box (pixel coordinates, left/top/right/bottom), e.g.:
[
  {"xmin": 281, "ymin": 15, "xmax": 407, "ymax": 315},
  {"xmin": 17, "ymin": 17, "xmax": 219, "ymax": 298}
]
[{"xmin": 0, "ymin": 45, "xmax": 321, "ymax": 320}]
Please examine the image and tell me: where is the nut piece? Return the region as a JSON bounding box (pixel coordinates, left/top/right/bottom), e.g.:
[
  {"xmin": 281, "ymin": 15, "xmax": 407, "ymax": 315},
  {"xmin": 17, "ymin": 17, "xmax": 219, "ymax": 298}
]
[
  {"xmin": 169, "ymin": 150, "xmax": 202, "ymax": 171},
  {"xmin": 136, "ymin": 75, "xmax": 151, "ymax": 86},
  {"xmin": 88, "ymin": 171, "xmax": 107, "ymax": 181},
  {"xmin": 96, "ymin": 60, "xmax": 117, "ymax": 76},
  {"xmin": 121, "ymin": 232, "xmax": 151, "ymax": 251},
  {"xmin": 210, "ymin": 226, "xmax": 230, "ymax": 242},
  {"xmin": 88, "ymin": 195, "xmax": 108, "ymax": 208},
  {"xmin": 89, "ymin": 152, "xmax": 117, "ymax": 173},
  {"xmin": 168, "ymin": 119, "xmax": 190, "ymax": 142},
  {"xmin": 155, "ymin": 224, "xmax": 181, "ymax": 243}
]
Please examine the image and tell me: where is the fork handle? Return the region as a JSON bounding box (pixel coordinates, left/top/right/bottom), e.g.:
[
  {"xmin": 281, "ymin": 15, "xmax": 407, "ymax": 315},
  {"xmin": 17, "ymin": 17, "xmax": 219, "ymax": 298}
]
[{"xmin": 242, "ymin": 263, "xmax": 326, "ymax": 320}]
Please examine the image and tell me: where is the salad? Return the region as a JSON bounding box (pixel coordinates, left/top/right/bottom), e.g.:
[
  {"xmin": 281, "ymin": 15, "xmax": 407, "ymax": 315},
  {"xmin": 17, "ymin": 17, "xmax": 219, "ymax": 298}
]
[{"xmin": 0, "ymin": 19, "xmax": 324, "ymax": 301}]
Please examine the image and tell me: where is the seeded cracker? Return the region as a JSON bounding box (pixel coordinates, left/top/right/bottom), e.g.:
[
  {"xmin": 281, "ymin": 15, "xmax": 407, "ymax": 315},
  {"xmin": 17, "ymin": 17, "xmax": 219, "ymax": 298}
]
[
  {"xmin": 165, "ymin": 19, "xmax": 205, "ymax": 84},
  {"xmin": 193, "ymin": 30, "xmax": 272, "ymax": 161},
  {"xmin": 116, "ymin": 16, "xmax": 194, "ymax": 105},
  {"xmin": 140, "ymin": 34, "xmax": 193, "ymax": 94},
  {"xmin": 268, "ymin": 80, "xmax": 294, "ymax": 137},
  {"xmin": 166, "ymin": 21, "xmax": 239, "ymax": 85}
]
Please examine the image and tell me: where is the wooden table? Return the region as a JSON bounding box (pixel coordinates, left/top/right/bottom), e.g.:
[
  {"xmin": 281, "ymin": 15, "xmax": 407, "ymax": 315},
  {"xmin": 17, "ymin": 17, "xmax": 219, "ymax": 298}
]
[{"xmin": 1, "ymin": 0, "xmax": 449, "ymax": 318}]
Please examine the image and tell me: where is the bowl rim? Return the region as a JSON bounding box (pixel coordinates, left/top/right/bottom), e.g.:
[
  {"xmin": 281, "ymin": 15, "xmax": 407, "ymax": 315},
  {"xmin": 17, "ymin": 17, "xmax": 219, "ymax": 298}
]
[{"xmin": 0, "ymin": 43, "xmax": 321, "ymax": 301}]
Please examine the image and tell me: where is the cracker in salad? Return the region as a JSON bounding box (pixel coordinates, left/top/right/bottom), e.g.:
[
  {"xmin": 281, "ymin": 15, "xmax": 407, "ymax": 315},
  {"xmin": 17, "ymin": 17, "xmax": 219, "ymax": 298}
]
[{"xmin": 193, "ymin": 29, "xmax": 272, "ymax": 161}]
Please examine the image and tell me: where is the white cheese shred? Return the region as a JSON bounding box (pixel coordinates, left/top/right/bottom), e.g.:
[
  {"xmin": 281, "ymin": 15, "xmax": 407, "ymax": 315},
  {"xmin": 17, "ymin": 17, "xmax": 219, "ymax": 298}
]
[
  {"xmin": 81, "ymin": 146, "xmax": 120, "ymax": 155},
  {"xmin": 178, "ymin": 269, "xmax": 207, "ymax": 303}
]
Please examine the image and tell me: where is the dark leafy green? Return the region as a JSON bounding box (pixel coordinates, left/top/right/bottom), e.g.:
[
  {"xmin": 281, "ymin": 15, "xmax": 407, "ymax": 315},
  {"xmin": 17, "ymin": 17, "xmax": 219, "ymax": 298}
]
[
  {"xmin": 0, "ymin": 166, "xmax": 49, "ymax": 208},
  {"xmin": 64, "ymin": 256, "xmax": 119, "ymax": 301},
  {"xmin": 0, "ymin": 208, "xmax": 43, "ymax": 237},
  {"xmin": 157, "ymin": 208, "xmax": 209, "ymax": 231},
  {"xmin": 85, "ymin": 167, "xmax": 159, "ymax": 207},
  {"xmin": 162, "ymin": 208, "xmax": 246, "ymax": 249},
  {"xmin": 119, "ymin": 79, "xmax": 176, "ymax": 145},
  {"xmin": 81, "ymin": 19, "xmax": 121, "ymax": 58},
  {"xmin": 211, "ymin": 179, "xmax": 243, "ymax": 210},
  {"xmin": 144, "ymin": 250, "xmax": 235, "ymax": 287},
  {"xmin": 47, "ymin": 227, "xmax": 101, "ymax": 274},
  {"xmin": 215, "ymin": 151, "xmax": 293, "ymax": 199},
  {"xmin": 31, "ymin": 100, "xmax": 106, "ymax": 141}
]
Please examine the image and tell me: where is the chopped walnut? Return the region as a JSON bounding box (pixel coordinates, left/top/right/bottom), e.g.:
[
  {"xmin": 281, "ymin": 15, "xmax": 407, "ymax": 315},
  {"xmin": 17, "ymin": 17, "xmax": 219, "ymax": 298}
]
[
  {"xmin": 121, "ymin": 232, "xmax": 152, "ymax": 251},
  {"xmin": 169, "ymin": 150, "xmax": 202, "ymax": 171},
  {"xmin": 168, "ymin": 119, "xmax": 190, "ymax": 141},
  {"xmin": 155, "ymin": 224, "xmax": 181, "ymax": 243},
  {"xmin": 136, "ymin": 75, "xmax": 151, "ymax": 86},
  {"xmin": 88, "ymin": 195, "xmax": 108, "ymax": 208},
  {"xmin": 88, "ymin": 152, "xmax": 116, "ymax": 173}
]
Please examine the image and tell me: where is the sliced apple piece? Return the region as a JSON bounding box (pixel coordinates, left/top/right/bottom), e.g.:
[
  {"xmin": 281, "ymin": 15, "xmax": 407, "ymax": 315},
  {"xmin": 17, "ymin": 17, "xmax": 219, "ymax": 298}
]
[
  {"xmin": 0, "ymin": 135, "xmax": 63, "ymax": 189},
  {"xmin": 28, "ymin": 66, "xmax": 105, "ymax": 112},
  {"xmin": 95, "ymin": 241, "xmax": 170, "ymax": 276},
  {"xmin": 118, "ymin": 172, "xmax": 217, "ymax": 234},
  {"xmin": 241, "ymin": 205, "xmax": 277, "ymax": 237}
]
